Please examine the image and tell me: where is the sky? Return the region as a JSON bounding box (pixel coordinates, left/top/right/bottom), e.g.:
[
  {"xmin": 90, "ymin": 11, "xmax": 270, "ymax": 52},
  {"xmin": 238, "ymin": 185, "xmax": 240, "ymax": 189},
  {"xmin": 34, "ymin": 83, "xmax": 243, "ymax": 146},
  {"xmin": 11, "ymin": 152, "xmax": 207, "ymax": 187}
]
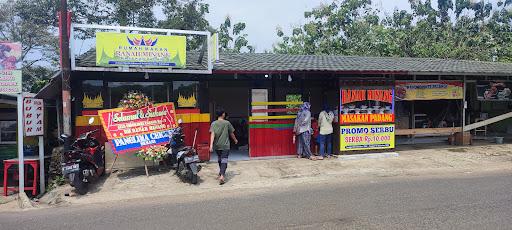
[{"xmin": 203, "ymin": 0, "xmax": 411, "ymax": 52}]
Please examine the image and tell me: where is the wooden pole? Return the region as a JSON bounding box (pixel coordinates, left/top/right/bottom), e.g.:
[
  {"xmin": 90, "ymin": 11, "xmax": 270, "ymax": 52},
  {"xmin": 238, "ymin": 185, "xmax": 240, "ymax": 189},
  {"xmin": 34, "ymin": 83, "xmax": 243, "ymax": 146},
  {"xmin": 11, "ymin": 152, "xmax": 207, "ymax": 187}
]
[{"xmin": 60, "ymin": 0, "xmax": 72, "ymax": 136}]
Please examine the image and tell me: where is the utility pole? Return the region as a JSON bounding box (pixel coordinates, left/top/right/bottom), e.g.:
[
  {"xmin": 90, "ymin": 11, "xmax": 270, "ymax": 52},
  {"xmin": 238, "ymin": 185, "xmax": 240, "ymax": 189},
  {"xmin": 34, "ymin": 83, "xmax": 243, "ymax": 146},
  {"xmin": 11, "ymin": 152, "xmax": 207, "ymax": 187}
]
[{"xmin": 60, "ymin": 0, "xmax": 72, "ymax": 136}]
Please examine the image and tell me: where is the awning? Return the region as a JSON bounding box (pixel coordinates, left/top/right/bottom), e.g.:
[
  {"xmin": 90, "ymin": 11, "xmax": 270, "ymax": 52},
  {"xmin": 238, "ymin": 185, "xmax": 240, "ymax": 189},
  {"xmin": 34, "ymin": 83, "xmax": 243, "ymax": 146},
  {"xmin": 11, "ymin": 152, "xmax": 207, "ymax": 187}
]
[{"xmin": 35, "ymin": 71, "xmax": 62, "ymax": 100}]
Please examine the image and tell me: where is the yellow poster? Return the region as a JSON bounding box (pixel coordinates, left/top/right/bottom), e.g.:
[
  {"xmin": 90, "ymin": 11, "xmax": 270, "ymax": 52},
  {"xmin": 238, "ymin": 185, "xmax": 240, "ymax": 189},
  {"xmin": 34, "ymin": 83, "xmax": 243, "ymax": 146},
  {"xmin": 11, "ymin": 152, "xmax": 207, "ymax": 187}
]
[
  {"xmin": 395, "ymin": 81, "xmax": 463, "ymax": 100},
  {"xmin": 340, "ymin": 124, "xmax": 395, "ymax": 151},
  {"xmin": 96, "ymin": 32, "xmax": 186, "ymax": 68}
]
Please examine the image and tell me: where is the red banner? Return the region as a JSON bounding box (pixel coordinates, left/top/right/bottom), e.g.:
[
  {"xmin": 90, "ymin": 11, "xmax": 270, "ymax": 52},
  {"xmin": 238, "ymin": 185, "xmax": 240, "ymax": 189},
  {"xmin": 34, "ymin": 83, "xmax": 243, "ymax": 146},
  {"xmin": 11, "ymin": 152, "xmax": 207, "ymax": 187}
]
[{"xmin": 98, "ymin": 103, "xmax": 178, "ymax": 140}]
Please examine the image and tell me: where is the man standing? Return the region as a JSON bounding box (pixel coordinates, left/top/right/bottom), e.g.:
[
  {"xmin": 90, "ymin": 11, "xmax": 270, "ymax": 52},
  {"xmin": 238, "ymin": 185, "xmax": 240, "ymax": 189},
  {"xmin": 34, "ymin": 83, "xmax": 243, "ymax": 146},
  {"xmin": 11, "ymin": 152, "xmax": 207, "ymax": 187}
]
[{"xmin": 210, "ymin": 110, "xmax": 238, "ymax": 185}]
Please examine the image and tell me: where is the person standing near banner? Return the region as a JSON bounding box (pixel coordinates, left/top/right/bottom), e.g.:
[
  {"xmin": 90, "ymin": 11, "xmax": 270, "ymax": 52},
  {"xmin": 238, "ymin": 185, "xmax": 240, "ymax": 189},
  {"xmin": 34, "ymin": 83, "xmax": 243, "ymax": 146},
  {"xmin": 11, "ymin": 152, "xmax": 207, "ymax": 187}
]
[{"xmin": 209, "ymin": 110, "xmax": 238, "ymax": 185}]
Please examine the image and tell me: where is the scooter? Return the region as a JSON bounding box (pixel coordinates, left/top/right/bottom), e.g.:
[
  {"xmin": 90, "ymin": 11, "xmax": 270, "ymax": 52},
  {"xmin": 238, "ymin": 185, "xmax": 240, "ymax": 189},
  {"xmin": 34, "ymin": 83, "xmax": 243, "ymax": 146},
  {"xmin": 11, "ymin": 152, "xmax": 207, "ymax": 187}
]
[
  {"xmin": 165, "ymin": 120, "xmax": 201, "ymax": 184},
  {"xmin": 60, "ymin": 117, "xmax": 105, "ymax": 195}
]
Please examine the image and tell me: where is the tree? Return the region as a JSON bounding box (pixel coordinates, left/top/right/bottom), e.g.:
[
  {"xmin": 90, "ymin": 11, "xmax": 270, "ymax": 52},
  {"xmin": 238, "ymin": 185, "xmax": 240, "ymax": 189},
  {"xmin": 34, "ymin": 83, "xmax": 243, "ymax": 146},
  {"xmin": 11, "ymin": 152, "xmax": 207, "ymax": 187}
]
[
  {"xmin": 158, "ymin": 0, "xmax": 211, "ymax": 50},
  {"xmin": 0, "ymin": 0, "xmax": 58, "ymax": 93},
  {"xmin": 105, "ymin": 0, "xmax": 157, "ymax": 27},
  {"xmin": 274, "ymin": 0, "xmax": 512, "ymax": 63},
  {"xmin": 218, "ymin": 16, "xmax": 254, "ymax": 53}
]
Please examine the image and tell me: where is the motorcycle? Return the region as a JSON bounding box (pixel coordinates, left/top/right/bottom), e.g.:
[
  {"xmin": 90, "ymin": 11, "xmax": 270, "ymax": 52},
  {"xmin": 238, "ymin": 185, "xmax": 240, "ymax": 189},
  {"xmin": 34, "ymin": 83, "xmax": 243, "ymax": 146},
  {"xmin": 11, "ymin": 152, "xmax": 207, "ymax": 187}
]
[
  {"xmin": 165, "ymin": 120, "xmax": 201, "ymax": 184},
  {"xmin": 59, "ymin": 117, "xmax": 105, "ymax": 195}
]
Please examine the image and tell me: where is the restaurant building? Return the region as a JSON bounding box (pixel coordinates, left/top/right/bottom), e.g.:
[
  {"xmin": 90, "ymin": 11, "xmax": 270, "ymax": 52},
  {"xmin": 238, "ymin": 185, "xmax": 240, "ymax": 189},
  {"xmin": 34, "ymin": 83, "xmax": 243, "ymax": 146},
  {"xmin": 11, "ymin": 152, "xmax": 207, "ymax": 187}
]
[{"xmin": 36, "ymin": 24, "xmax": 512, "ymax": 166}]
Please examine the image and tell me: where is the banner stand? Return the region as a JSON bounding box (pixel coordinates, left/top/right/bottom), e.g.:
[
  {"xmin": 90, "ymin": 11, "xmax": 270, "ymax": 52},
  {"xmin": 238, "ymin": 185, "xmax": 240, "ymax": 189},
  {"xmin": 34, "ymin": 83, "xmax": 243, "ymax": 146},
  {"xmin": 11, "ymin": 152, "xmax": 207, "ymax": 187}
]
[
  {"xmin": 143, "ymin": 160, "xmax": 149, "ymax": 177},
  {"xmin": 109, "ymin": 154, "xmax": 118, "ymax": 173}
]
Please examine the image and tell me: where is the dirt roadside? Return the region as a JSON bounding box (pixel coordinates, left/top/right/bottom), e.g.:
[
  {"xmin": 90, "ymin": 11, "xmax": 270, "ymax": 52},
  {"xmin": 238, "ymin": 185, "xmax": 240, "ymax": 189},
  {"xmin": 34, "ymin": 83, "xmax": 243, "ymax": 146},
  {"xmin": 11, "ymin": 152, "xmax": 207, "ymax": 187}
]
[{"xmin": 1, "ymin": 143, "xmax": 511, "ymax": 212}]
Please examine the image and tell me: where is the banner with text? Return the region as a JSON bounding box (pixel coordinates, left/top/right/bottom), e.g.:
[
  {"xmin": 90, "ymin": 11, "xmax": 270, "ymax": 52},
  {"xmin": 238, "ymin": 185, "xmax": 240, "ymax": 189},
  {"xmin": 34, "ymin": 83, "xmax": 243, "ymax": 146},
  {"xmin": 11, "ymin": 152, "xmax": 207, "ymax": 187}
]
[
  {"xmin": 98, "ymin": 103, "xmax": 178, "ymax": 153},
  {"xmin": 476, "ymin": 81, "xmax": 512, "ymax": 101},
  {"xmin": 96, "ymin": 32, "xmax": 186, "ymax": 68},
  {"xmin": 395, "ymin": 81, "xmax": 463, "ymax": 101},
  {"xmin": 339, "ymin": 88, "xmax": 394, "ymax": 124},
  {"xmin": 0, "ymin": 42, "xmax": 22, "ymax": 94},
  {"xmin": 339, "ymin": 124, "xmax": 395, "ymax": 151},
  {"xmin": 23, "ymin": 98, "xmax": 44, "ymax": 136}
]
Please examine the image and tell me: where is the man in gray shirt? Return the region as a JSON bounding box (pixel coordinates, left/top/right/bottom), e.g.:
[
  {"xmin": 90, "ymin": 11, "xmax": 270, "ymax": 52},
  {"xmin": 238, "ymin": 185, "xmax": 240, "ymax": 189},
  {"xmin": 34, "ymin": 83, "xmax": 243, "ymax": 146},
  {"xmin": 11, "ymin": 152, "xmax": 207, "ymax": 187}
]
[{"xmin": 210, "ymin": 110, "xmax": 238, "ymax": 185}]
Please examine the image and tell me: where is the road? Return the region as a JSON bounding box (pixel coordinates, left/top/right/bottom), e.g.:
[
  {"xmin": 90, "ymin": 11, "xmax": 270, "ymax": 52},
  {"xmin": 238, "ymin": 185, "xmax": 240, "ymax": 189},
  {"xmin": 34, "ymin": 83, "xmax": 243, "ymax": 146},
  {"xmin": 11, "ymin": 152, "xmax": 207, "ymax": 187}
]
[{"xmin": 1, "ymin": 172, "xmax": 512, "ymax": 230}]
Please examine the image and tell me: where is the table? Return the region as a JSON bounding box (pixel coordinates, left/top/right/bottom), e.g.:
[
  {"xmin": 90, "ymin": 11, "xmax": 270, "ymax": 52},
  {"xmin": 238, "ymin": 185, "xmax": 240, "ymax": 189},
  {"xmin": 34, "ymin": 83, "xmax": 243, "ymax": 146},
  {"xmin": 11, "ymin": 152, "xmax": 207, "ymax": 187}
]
[{"xmin": 3, "ymin": 156, "xmax": 41, "ymax": 196}]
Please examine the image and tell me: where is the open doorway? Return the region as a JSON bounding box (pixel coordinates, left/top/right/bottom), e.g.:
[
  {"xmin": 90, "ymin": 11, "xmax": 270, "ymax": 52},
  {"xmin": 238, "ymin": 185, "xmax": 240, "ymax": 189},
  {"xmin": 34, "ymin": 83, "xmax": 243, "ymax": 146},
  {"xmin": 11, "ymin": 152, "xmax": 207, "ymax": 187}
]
[{"xmin": 208, "ymin": 80, "xmax": 251, "ymax": 161}]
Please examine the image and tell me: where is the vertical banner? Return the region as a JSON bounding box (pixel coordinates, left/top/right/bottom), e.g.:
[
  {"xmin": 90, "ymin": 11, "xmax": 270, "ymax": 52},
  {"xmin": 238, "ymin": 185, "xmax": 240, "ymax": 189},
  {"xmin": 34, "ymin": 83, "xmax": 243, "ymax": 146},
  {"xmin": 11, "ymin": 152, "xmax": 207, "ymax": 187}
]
[
  {"xmin": 23, "ymin": 98, "xmax": 44, "ymax": 136},
  {"xmin": 0, "ymin": 42, "xmax": 22, "ymax": 94},
  {"xmin": 339, "ymin": 124, "xmax": 395, "ymax": 151},
  {"xmin": 339, "ymin": 88, "xmax": 394, "ymax": 124}
]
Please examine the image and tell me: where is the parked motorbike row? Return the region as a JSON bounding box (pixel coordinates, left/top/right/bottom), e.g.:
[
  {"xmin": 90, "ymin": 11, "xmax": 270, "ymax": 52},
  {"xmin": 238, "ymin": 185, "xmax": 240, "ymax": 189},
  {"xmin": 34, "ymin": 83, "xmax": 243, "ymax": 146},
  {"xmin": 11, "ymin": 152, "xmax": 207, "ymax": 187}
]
[{"xmin": 59, "ymin": 118, "xmax": 201, "ymax": 195}]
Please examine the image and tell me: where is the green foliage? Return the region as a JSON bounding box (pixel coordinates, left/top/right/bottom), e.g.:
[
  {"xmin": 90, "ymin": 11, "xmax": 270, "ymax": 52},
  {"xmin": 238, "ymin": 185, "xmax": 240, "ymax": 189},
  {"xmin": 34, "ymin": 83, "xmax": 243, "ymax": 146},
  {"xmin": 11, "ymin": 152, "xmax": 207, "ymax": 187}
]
[
  {"xmin": 274, "ymin": 0, "xmax": 512, "ymax": 63},
  {"xmin": 218, "ymin": 16, "xmax": 254, "ymax": 53},
  {"xmin": 1, "ymin": 0, "xmax": 253, "ymax": 92}
]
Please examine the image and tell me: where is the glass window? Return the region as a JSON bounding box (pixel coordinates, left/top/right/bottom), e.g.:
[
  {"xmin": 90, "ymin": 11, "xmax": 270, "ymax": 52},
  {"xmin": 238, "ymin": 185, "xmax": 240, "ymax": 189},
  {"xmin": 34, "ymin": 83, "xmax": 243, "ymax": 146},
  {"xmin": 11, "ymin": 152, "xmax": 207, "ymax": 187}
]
[
  {"xmin": 82, "ymin": 80, "xmax": 104, "ymax": 109},
  {"xmin": 173, "ymin": 81, "xmax": 199, "ymax": 108},
  {"xmin": 0, "ymin": 121, "xmax": 17, "ymax": 143},
  {"xmin": 108, "ymin": 82, "xmax": 167, "ymax": 108}
]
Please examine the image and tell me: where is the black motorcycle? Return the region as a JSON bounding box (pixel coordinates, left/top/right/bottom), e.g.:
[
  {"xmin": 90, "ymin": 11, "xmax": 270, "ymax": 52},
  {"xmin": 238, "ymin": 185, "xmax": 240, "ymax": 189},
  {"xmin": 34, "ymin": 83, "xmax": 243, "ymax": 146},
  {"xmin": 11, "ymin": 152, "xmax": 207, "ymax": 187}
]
[
  {"xmin": 165, "ymin": 126, "xmax": 201, "ymax": 184},
  {"xmin": 59, "ymin": 126, "xmax": 105, "ymax": 195}
]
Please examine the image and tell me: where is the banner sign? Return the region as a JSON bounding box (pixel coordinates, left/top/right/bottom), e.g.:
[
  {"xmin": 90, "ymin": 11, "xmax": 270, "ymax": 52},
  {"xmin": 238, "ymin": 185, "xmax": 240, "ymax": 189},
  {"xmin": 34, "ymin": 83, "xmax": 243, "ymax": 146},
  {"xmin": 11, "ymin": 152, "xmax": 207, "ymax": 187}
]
[
  {"xmin": 395, "ymin": 81, "xmax": 463, "ymax": 101},
  {"xmin": 23, "ymin": 98, "xmax": 44, "ymax": 136},
  {"xmin": 339, "ymin": 124, "xmax": 395, "ymax": 151},
  {"xmin": 96, "ymin": 32, "xmax": 186, "ymax": 68},
  {"xmin": 476, "ymin": 81, "xmax": 512, "ymax": 101},
  {"xmin": 0, "ymin": 42, "xmax": 22, "ymax": 94},
  {"xmin": 0, "ymin": 42, "xmax": 21, "ymax": 70},
  {"xmin": 339, "ymin": 88, "xmax": 394, "ymax": 124},
  {"xmin": 0, "ymin": 70, "xmax": 22, "ymax": 94},
  {"xmin": 98, "ymin": 102, "xmax": 178, "ymax": 153},
  {"xmin": 110, "ymin": 129, "xmax": 172, "ymax": 153}
]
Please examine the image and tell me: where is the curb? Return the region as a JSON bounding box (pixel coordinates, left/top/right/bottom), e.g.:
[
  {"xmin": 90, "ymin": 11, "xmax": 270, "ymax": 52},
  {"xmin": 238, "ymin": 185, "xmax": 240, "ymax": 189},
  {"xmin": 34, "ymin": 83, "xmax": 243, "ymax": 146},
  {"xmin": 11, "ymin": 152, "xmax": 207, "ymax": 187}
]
[{"xmin": 338, "ymin": 152, "xmax": 399, "ymax": 161}]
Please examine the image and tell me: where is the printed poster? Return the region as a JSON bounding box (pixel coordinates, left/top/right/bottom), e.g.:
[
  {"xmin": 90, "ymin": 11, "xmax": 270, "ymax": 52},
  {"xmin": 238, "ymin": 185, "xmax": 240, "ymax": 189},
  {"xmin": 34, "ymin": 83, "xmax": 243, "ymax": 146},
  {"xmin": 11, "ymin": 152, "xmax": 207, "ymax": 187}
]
[
  {"xmin": 97, "ymin": 102, "xmax": 178, "ymax": 153},
  {"xmin": 339, "ymin": 88, "xmax": 394, "ymax": 124},
  {"xmin": 395, "ymin": 81, "xmax": 463, "ymax": 100},
  {"xmin": 339, "ymin": 124, "xmax": 395, "ymax": 151},
  {"xmin": 96, "ymin": 32, "xmax": 186, "ymax": 68},
  {"xmin": 476, "ymin": 81, "xmax": 512, "ymax": 101}
]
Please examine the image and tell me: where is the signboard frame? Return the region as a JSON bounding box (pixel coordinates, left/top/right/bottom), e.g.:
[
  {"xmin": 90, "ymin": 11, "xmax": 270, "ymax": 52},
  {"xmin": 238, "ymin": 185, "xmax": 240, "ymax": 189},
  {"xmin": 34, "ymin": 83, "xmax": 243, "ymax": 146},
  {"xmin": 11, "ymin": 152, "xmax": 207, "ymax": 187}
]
[{"xmin": 339, "ymin": 124, "xmax": 395, "ymax": 151}]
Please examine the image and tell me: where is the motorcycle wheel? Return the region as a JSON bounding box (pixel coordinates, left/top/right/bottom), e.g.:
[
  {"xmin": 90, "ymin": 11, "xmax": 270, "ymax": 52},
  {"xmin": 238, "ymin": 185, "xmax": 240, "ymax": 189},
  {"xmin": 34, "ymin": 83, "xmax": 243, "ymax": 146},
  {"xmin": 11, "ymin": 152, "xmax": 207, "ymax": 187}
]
[
  {"xmin": 73, "ymin": 173, "xmax": 88, "ymax": 195},
  {"xmin": 191, "ymin": 174, "xmax": 198, "ymax": 185},
  {"xmin": 176, "ymin": 160, "xmax": 185, "ymax": 176}
]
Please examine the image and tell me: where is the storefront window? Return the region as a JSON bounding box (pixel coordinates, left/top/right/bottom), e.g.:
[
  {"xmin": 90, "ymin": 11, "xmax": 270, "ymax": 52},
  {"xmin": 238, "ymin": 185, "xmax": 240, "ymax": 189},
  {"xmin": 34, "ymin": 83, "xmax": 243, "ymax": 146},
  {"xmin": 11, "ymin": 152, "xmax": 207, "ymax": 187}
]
[
  {"xmin": 82, "ymin": 80, "xmax": 104, "ymax": 109},
  {"xmin": 108, "ymin": 82, "xmax": 167, "ymax": 108},
  {"xmin": 173, "ymin": 81, "xmax": 199, "ymax": 108},
  {"xmin": 0, "ymin": 121, "xmax": 16, "ymax": 144}
]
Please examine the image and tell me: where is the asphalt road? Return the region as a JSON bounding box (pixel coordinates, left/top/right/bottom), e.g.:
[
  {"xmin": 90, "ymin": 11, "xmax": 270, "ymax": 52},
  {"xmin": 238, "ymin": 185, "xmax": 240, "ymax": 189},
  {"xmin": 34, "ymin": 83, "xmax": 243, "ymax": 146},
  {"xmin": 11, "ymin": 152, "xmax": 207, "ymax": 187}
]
[{"xmin": 1, "ymin": 172, "xmax": 512, "ymax": 230}]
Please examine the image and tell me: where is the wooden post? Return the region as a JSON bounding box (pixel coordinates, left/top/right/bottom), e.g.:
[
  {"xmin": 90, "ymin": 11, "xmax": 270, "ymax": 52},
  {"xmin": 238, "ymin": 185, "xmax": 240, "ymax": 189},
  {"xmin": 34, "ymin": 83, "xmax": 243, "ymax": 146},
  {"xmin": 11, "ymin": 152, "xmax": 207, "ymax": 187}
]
[
  {"xmin": 60, "ymin": 0, "xmax": 72, "ymax": 136},
  {"xmin": 462, "ymin": 76, "xmax": 467, "ymax": 133}
]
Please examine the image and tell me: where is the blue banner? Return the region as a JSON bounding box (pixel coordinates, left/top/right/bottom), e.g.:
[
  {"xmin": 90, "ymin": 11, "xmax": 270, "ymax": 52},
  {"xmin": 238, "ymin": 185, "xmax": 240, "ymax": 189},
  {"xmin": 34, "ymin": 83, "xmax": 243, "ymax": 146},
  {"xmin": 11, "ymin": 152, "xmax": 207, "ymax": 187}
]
[{"xmin": 110, "ymin": 129, "xmax": 173, "ymax": 153}]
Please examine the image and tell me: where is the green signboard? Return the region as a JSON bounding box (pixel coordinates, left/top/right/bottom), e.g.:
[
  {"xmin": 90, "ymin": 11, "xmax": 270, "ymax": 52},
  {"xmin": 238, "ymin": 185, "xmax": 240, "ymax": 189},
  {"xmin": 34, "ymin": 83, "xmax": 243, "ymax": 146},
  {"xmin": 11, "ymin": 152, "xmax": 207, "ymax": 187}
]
[{"xmin": 96, "ymin": 32, "xmax": 186, "ymax": 69}]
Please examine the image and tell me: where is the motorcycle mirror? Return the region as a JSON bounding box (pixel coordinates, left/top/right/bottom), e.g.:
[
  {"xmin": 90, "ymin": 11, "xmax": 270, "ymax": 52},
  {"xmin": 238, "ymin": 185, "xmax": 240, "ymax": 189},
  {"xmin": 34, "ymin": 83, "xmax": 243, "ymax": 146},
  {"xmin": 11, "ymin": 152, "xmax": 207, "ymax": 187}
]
[
  {"xmin": 178, "ymin": 119, "xmax": 183, "ymax": 124},
  {"xmin": 88, "ymin": 117, "xmax": 95, "ymax": 125}
]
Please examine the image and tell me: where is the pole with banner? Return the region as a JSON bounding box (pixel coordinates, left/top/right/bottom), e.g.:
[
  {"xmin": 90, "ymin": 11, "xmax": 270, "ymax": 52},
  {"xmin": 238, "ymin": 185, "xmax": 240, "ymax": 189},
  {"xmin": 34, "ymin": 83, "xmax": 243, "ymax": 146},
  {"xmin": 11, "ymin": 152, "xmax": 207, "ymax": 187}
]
[
  {"xmin": 0, "ymin": 42, "xmax": 24, "ymax": 195},
  {"xmin": 23, "ymin": 97, "xmax": 45, "ymax": 193}
]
